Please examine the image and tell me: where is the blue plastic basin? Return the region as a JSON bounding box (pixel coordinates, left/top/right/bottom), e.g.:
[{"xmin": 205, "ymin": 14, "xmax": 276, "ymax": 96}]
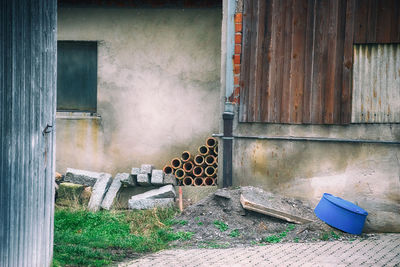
[{"xmin": 314, "ymin": 193, "xmax": 368, "ymax": 235}]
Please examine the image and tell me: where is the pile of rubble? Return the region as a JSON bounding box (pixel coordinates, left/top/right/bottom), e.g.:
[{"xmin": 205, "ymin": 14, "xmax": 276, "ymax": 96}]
[{"xmin": 56, "ymin": 165, "xmax": 177, "ymax": 211}]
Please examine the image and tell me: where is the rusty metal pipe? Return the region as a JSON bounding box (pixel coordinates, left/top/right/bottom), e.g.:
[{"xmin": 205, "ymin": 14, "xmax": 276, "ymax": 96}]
[
  {"xmin": 183, "ymin": 176, "xmax": 194, "ymax": 186},
  {"xmin": 194, "ymin": 177, "xmax": 204, "ymax": 186},
  {"xmin": 198, "ymin": 145, "xmax": 209, "ymax": 156},
  {"xmin": 163, "ymin": 165, "xmax": 174, "ymax": 175},
  {"xmin": 183, "ymin": 161, "xmax": 194, "ymax": 173},
  {"xmin": 205, "ymin": 155, "xmax": 217, "ymax": 166},
  {"xmin": 205, "ymin": 166, "xmax": 217, "ymax": 177},
  {"xmin": 204, "ymin": 177, "xmax": 214, "ymax": 186},
  {"xmin": 194, "ymin": 155, "xmax": 205, "ymax": 166},
  {"xmin": 171, "ymin": 158, "xmax": 182, "ymax": 169},
  {"xmin": 181, "ymin": 151, "xmax": 192, "ymax": 162},
  {"xmin": 193, "ymin": 166, "xmax": 204, "ymax": 177},
  {"xmin": 206, "ymin": 137, "xmax": 218, "ymax": 148},
  {"xmin": 175, "ymin": 168, "xmax": 185, "ymax": 180}
]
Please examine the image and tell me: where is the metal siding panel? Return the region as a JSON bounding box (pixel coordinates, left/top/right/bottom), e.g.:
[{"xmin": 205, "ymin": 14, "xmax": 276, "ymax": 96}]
[
  {"xmin": 352, "ymin": 44, "xmax": 400, "ymax": 123},
  {"xmin": 0, "ymin": 0, "xmax": 56, "ymax": 266}
]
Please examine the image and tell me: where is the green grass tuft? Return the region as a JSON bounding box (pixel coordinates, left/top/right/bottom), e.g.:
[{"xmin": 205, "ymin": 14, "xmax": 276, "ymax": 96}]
[
  {"xmin": 213, "ymin": 220, "xmax": 229, "ymax": 232},
  {"xmin": 229, "ymin": 229, "xmax": 240, "ymax": 238},
  {"xmin": 53, "ymin": 207, "xmax": 179, "ymax": 266}
]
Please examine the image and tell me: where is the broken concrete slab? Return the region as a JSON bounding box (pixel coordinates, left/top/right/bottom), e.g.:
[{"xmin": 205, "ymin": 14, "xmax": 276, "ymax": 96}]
[
  {"xmin": 240, "ymin": 187, "xmax": 313, "ymax": 224},
  {"xmin": 88, "ymin": 173, "xmax": 112, "ymax": 212},
  {"xmin": 140, "ymin": 164, "xmax": 153, "ymax": 175},
  {"xmin": 137, "ymin": 173, "xmax": 151, "ymax": 186},
  {"xmin": 101, "ymin": 175, "xmax": 123, "ymax": 210},
  {"xmin": 214, "ymin": 189, "xmax": 232, "ymax": 199},
  {"xmin": 151, "ymin": 169, "xmax": 164, "ymax": 185},
  {"xmin": 118, "ymin": 172, "xmax": 135, "ymax": 187},
  {"xmin": 64, "ymin": 168, "xmax": 110, "ymax": 187},
  {"xmin": 129, "ymin": 185, "xmax": 176, "ymax": 202},
  {"xmin": 128, "ymin": 198, "xmax": 175, "ymax": 210},
  {"xmin": 163, "ymin": 174, "xmax": 176, "ymax": 185}
]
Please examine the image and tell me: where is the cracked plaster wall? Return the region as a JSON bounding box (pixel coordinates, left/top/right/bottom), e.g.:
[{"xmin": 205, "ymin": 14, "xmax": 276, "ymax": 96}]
[{"xmin": 56, "ymin": 7, "xmax": 222, "ymax": 174}]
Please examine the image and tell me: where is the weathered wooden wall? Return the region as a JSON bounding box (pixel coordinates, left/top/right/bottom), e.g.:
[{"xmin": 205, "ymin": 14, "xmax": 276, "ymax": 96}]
[
  {"xmin": 0, "ymin": 0, "xmax": 57, "ymax": 266},
  {"xmin": 239, "ymin": 0, "xmax": 400, "ymax": 124}
]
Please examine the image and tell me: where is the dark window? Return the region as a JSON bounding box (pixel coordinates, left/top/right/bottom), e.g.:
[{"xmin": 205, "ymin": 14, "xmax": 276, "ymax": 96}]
[{"xmin": 57, "ymin": 41, "xmax": 97, "ymax": 112}]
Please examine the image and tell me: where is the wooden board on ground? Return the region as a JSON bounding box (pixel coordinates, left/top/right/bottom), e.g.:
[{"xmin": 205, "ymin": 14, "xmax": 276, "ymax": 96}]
[{"xmin": 240, "ymin": 188, "xmax": 314, "ymax": 224}]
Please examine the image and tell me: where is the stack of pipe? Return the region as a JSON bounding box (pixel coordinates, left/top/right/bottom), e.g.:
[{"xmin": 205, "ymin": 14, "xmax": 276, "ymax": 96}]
[{"xmin": 163, "ymin": 137, "xmax": 218, "ymax": 186}]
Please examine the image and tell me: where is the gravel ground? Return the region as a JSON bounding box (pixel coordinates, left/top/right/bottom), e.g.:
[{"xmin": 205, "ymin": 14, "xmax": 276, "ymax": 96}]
[{"xmin": 170, "ymin": 187, "xmax": 374, "ymax": 248}]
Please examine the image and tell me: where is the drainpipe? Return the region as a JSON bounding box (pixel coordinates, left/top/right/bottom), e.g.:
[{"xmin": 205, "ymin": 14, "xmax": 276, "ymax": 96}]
[{"xmin": 222, "ymin": 0, "xmax": 236, "ymax": 188}]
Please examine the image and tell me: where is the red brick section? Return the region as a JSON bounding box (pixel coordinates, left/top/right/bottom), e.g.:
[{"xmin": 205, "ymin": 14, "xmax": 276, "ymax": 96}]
[{"xmin": 231, "ymin": 12, "xmax": 243, "ymax": 104}]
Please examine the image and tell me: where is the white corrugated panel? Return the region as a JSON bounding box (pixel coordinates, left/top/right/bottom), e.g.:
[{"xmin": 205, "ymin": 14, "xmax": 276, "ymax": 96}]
[{"xmin": 352, "ymin": 44, "xmax": 400, "ymax": 123}]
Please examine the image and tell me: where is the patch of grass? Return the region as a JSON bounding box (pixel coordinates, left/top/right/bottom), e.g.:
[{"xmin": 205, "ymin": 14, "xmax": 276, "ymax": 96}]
[
  {"xmin": 197, "ymin": 222, "xmax": 203, "ymax": 226},
  {"xmin": 229, "ymin": 229, "xmax": 240, "ymax": 238},
  {"xmin": 262, "ymin": 235, "xmax": 282, "ymax": 244},
  {"xmin": 213, "ymin": 220, "xmax": 229, "ymax": 232},
  {"xmin": 294, "ymin": 237, "xmax": 299, "ymax": 243},
  {"xmin": 320, "ymin": 231, "xmax": 340, "ymax": 241},
  {"xmin": 262, "ymin": 224, "xmax": 296, "ymax": 244},
  {"xmin": 164, "ymin": 219, "xmax": 187, "ymax": 226},
  {"xmin": 198, "ymin": 241, "xmax": 230, "ymax": 249},
  {"xmin": 53, "ymin": 207, "xmax": 179, "ymax": 266}
]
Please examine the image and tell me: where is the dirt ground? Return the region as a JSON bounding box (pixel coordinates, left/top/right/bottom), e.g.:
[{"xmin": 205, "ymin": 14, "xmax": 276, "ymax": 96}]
[{"xmin": 170, "ymin": 187, "xmax": 375, "ymax": 248}]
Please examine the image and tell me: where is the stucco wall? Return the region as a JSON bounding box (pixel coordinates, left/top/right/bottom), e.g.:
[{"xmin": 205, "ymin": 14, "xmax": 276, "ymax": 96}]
[
  {"xmin": 231, "ymin": 120, "xmax": 400, "ymax": 232},
  {"xmin": 57, "ymin": 7, "xmax": 222, "ymax": 174}
]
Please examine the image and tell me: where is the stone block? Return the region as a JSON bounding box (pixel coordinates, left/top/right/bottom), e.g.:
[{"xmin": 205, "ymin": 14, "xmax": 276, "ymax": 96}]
[
  {"xmin": 151, "ymin": 169, "xmax": 164, "ymax": 185},
  {"xmin": 163, "ymin": 174, "xmax": 176, "ymax": 185},
  {"xmin": 56, "ymin": 182, "xmax": 84, "ymax": 206},
  {"xmin": 118, "ymin": 172, "xmax": 135, "ymax": 187},
  {"xmin": 128, "ymin": 198, "xmax": 175, "ymax": 210},
  {"xmin": 140, "ymin": 164, "xmax": 153, "ymax": 175},
  {"xmin": 129, "ymin": 185, "xmax": 176, "ymax": 202},
  {"xmin": 137, "ymin": 173, "xmax": 151, "ymax": 186},
  {"xmin": 64, "ymin": 168, "xmax": 109, "ymax": 187},
  {"xmin": 101, "ymin": 175, "xmax": 123, "ymax": 210},
  {"xmin": 88, "ymin": 173, "xmax": 112, "ymax": 212}
]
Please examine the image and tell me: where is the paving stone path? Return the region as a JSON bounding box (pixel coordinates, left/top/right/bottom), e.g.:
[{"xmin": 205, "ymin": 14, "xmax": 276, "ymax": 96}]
[{"xmin": 121, "ymin": 234, "xmax": 400, "ymax": 267}]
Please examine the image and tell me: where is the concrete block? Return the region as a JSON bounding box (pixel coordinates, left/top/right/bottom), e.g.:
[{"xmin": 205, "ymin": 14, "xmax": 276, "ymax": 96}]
[
  {"xmin": 56, "ymin": 182, "xmax": 84, "ymax": 205},
  {"xmin": 151, "ymin": 170, "xmax": 164, "ymax": 185},
  {"xmin": 88, "ymin": 173, "xmax": 112, "ymax": 212},
  {"xmin": 101, "ymin": 175, "xmax": 123, "ymax": 210},
  {"xmin": 64, "ymin": 168, "xmax": 108, "ymax": 187},
  {"xmin": 118, "ymin": 172, "xmax": 135, "ymax": 187},
  {"xmin": 140, "ymin": 164, "xmax": 153, "ymax": 175},
  {"xmin": 128, "ymin": 198, "xmax": 175, "ymax": 210},
  {"xmin": 129, "ymin": 185, "xmax": 176, "ymax": 201},
  {"xmin": 163, "ymin": 174, "xmax": 176, "ymax": 185},
  {"xmin": 137, "ymin": 173, "xmax": 151, "ymax": 186}
]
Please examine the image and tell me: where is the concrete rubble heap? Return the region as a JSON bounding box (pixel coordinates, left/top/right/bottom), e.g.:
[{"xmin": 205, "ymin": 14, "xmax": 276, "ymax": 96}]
[
  {"xmin": 162, "ymin": 137, "xmax": 218, "ymax": 187},
  {"xmin": 56, "ymin": 166, "xmax": 178, "ymax": 211}
]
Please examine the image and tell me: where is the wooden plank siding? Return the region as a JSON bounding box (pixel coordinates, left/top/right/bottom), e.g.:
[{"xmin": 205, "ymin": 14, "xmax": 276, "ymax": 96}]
[{"xmin": 239, "ymin": 0, "xmax": 400, "ymax": 124}]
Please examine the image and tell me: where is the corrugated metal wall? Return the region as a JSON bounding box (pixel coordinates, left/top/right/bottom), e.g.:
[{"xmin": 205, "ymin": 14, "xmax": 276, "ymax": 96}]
[
  {"xmin": 0, "ymin": 1, "xmax": 57, "ymax": 266},
  {"xmin": 352, "ymin": 44, "xmax": 400, "ymax": 123}
]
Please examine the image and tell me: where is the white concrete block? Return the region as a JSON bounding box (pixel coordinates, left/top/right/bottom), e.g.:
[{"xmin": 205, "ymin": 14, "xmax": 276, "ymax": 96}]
[
  {"xmin": 151, "ymin": 169, "xmax": 164, "ymax": 185},
  {"xmin": 64, "ymin": 168, "xmax": 107, "ymax": 187},
  {"xmin": 88, "ymin": 173, "xmax": 112, "ymax": 212},
  {"xmin": 128, "ymin": 198, "xmax": 175, "ymax": 210},
  {"xmin": 101, "ymin": 175, "xmax": 123, "ymax": 210}
]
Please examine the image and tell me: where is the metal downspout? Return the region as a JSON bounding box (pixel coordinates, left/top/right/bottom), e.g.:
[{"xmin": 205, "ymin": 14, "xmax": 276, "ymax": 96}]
[{"xmin": 222, "ymin": 0, "xmax": 235, "ymax": 188}]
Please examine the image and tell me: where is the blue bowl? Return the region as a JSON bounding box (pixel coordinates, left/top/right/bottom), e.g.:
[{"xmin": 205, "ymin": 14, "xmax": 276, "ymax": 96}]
[{"xmin": 314, "ymin": 193, "xmax": 368, "ymax": 235}]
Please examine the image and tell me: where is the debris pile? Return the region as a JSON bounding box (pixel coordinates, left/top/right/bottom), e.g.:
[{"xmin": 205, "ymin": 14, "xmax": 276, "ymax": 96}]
[
  {"xmin": 56, "ymin": 164, "xmax": 176, "ymax": 211},
  {"xmin": 163, "ymin": 137, "xmax": 219, "ymax": 186},
  {"xmin": 171, "ymin": 186, "xmax": 368, "ymax": 247}
]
